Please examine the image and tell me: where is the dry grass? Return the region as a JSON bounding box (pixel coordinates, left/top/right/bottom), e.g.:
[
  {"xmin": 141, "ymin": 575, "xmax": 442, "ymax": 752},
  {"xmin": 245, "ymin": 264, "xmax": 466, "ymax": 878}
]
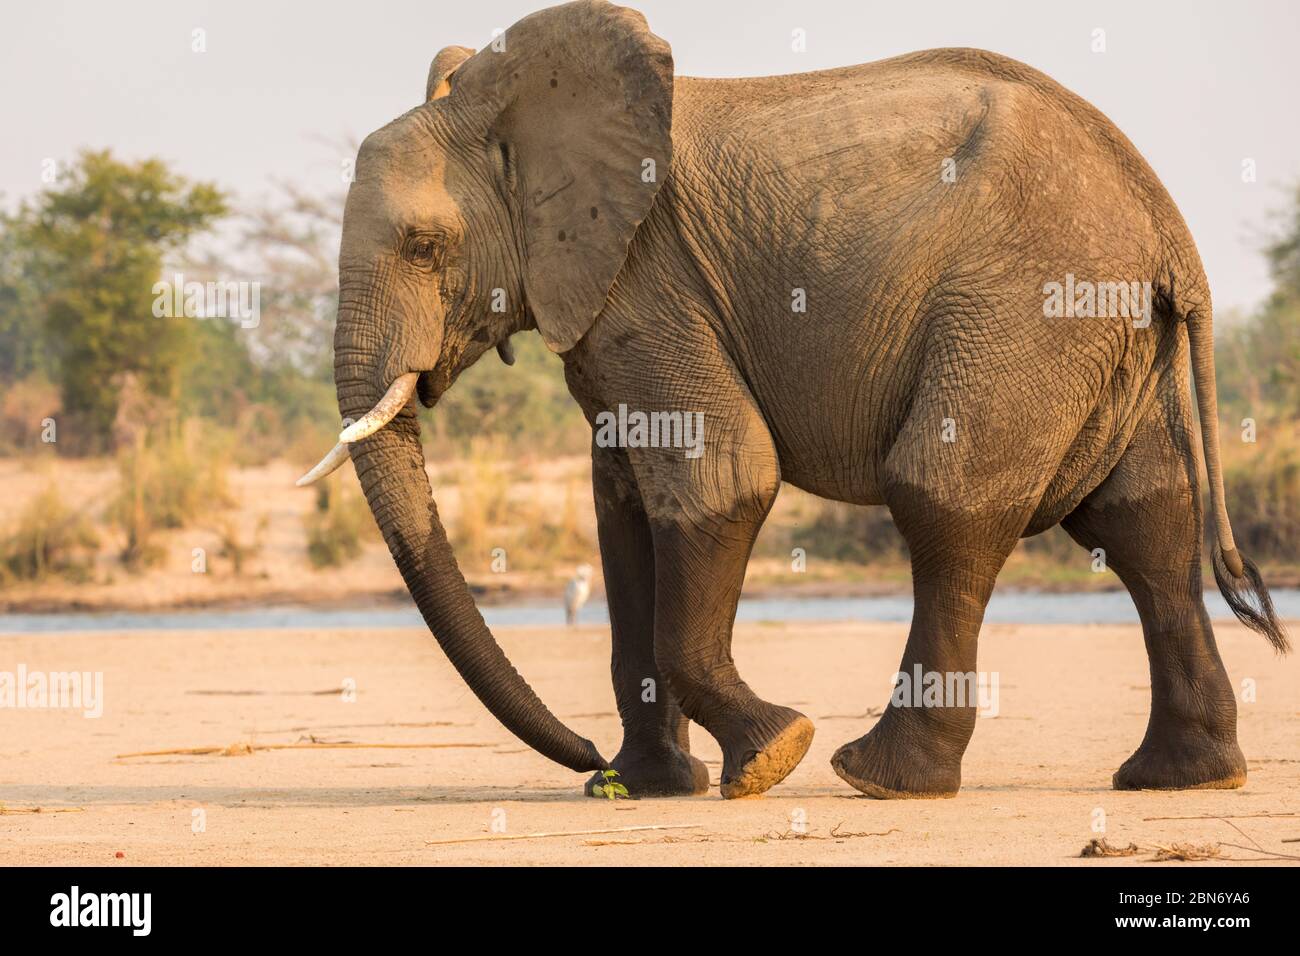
[
  {"xmin": 110, "ymin": 422, "xmax": 233, "ymax": 570},
  {"xmin": 0, "ymin": 483, "xmax": 98, "ymax": 584},
  {"xmin": 303, "ymin": 482, "xmax": 372, "ymax": 569}
]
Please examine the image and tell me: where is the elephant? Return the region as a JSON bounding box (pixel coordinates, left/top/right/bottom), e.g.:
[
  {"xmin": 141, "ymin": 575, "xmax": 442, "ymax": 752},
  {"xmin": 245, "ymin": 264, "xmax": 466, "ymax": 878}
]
[{"xmin": 299, "ymin": 0, "xmax": 1288, "ymax": 800}]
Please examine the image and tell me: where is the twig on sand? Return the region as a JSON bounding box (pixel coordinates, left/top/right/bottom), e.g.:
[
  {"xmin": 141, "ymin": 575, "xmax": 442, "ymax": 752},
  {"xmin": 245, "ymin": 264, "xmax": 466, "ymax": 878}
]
[
  {"xmin": 1081, "ymin": 838, "xmax": 1221, "ymax": 862},
  {"xmin": 0, "ymin": 806, "xmax": 85, "ymax": 815},
  {"xmin": 831, "ymin": 823, "xmax": 899, "ymax": 839},
  {"xmin": 185, "ymin": 688, "xmax": 345, "ymax": 697},
  {"xmin": 425, "ymin": 824, "xmax": 704, "ymax": 846},
  {"xmin": 818, "ymin": 708, "xmax": 885, "ymax": 721},
  {"xmin": 1141, "ymin": 811, "xmax": 1300, "ymax": 822},
  {"xmin": 1149, "ymin": 843, "xmax": 1222, "ymax": 862},
  {"xmin": 761, "ymin": 823, "xmax": 899, "ymax": 842},
  {"xmin": 1218, "ymin": 843, "xmax": 1300, "ymax": 861},
  {"xmin": 115, "ymin": 741, "xmax": 495, "ymax": 758},
  {"xmin": 1084, "ymin": 818, "xmax": 1300, "ymax": 863},
  {"xmin": 1215, "ymin": 818, "xmax": 1300, "ymax": 862},
  {"xmin": 1080, "ymin": 838, "xmax": 1141, "ymax": 857}
]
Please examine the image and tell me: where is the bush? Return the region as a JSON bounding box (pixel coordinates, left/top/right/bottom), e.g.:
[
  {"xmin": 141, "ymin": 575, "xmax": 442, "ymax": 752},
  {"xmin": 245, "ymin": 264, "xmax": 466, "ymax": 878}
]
[
  {"xmin": 217, "ymin": 515, "xmax": 268, "ymax": 576},
  {"xmin": 513, "ymin": 480, "xmax": 595, "ymax": 569},
  {"xmin": 110, "ymin": 422, "xmax": 232, "ymax": 570},
  {"xmin": 305, "ymin": 482, "xmax": 372, "ymax": 569},
  {"xmin": 756, "ymin": 490, "xmax": 907, "ymax": 565},
  {"xmin": 451, "ymin": 438, "xmax": 514, "ymax": 560},
  {"xmin": 1223, "ymin": 427, "xmax": 1300, "ymax": 563},
  {"xmin": 0, "ymin": 485, "xmax": 99, "ymax": 583},
  {"xmin": 0, "ymin": 373, "xmax": 60, "ymax": 455}
]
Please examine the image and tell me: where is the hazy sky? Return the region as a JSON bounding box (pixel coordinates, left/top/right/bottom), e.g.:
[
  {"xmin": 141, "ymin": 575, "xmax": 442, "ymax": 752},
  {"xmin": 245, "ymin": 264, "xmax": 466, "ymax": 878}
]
[{"xmin": 3, "ymin": 0, "xmax": 1298, "ymax": 313}]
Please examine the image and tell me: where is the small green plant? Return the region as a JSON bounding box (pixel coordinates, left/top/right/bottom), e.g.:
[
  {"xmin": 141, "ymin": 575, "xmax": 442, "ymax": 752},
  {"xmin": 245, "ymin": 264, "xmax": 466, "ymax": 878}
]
[{"xmin": 590, "ymin": 769, "xmax": 630, "ymax": 801}]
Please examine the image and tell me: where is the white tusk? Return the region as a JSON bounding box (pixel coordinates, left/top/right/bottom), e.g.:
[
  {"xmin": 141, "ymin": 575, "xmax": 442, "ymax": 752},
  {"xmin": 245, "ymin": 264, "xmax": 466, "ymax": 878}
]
[
  {"xmin": 338, "ymin": 372, "xmax": 420, "ymax": 443},
  {"xmin": 295, "ymin": 441, "xmax": 351, "ymax": 487}
]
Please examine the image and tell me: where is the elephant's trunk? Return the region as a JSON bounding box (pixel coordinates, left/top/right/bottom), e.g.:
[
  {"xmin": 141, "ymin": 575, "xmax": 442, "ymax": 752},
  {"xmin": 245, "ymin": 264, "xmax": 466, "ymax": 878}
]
[{"xmin": 333, "ymin": 336, "xmax": 607, "ymax": 774}]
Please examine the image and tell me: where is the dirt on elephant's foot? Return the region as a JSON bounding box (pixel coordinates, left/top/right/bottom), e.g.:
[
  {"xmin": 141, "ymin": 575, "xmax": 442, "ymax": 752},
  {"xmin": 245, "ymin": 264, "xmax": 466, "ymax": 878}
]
[
  {"xmin": 829, "ymin": 724, "xmax": 962, "ymax": 799},
  {"xmin": 718, "ymin": 715, "xmax": 816, "ymax": 799},
  {"xmin": 583, "ymin": 744, "xmax": 710, "ymax": 798},
  {"xmin": 1112, "ymin": 739, "xmax": 1247, "ymax": 792}
]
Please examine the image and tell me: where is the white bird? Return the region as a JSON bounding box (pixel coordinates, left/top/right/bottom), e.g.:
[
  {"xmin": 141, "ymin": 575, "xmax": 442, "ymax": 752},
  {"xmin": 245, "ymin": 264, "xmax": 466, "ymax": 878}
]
[{"xmin": 564, "ymin": 564, "xmax": 594, "ymax": 627}]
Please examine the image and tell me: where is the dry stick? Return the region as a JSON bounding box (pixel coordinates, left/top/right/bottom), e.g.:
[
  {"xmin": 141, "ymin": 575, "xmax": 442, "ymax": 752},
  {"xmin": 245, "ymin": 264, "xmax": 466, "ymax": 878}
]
[
  {"xmin": 1142, "ymin": 812, "xmax": 1300, "ymax": 822},
  {"xmin": 1218, "ymin": 843, "xmax": 1300, "ymax": 861},
  {"xmin": 424, "ymin": 824, "xmax": 704, "ymax": 846},
  {"xmin": 115, "ymin": 742, "xmax": 495, "ymax": 758},
  {"xmin": 0, "ymin": 807, "xmax": 84, "ymax": 815},
  {"xmin": 1216, "ymin": 818, "xmax": 1300, "ymax": 862}
]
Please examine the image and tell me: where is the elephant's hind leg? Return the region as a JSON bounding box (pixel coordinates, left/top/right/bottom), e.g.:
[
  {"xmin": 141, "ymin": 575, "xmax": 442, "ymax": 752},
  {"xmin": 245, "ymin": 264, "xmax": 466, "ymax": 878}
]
[
  {"xmin": 1062, "ymin": 406, "xmax": 1245, "ymax": 791},
  {"xmin": 583, "ymin": 446, "xmax": 709, "ymax": 798},
  {"xmin": 831, "ymin": 487, "xmax": 1022, "ymax": 798},
  {"xmin": 831, "ymin": 368, "xmax": 1042, "ymax": 799}
]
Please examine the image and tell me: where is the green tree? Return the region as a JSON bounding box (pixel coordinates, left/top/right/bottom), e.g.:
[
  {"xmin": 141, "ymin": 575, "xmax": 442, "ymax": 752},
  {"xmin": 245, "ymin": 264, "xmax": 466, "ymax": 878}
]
[{"xmin": 5, "ymin": 151, "xmax": 226, "ymax": 449}]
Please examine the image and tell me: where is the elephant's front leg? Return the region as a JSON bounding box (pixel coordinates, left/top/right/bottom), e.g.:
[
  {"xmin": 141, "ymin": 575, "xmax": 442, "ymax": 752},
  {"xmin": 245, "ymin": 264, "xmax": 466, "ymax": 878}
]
[
  {"xmin": 640, "ymin": 413, "xmax": 814, "ymax": 799},
  {"xmin": 584, "ymin": 446, "xmax": 709, "ymax": 798}
]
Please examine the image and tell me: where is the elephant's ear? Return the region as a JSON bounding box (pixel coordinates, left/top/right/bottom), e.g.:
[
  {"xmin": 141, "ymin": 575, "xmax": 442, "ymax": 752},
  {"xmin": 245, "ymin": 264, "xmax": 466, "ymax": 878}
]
[
  {"xmin": 427, "ymin": 46, "xmax": 474, "ymax": 101},
  {"xmin": 448, "ymin": 0, "xmax": 673, "ymax": 352}
]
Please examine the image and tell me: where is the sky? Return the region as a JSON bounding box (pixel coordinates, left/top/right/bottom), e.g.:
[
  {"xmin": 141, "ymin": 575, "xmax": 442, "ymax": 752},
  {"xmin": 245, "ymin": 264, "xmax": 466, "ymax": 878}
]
[{"xmin": 2, "ymin": 0, "xmax": 1299, "ymax": 314}]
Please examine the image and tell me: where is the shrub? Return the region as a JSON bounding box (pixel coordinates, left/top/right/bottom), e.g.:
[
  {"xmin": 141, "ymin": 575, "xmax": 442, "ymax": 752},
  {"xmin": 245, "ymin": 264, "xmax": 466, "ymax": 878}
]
[
  {"xmin": 452, "ymin": 437, "xmax": 514, "ymax": 560},
  {"xmin": 305, "ymin": 482, "xmax": 372, "ymax": 569},
  {"xmin": 1223, "ymin": 426, "xmax": 1300, "ymax": 563},
  {"xmin": 217, "ymin": 515, "xmax": 269, "ymax": 576},
  {"xmin": 110, "ymin": 422, "xmax": 232, "ymax": 570},
  {"xmin": 0, "ymin": 485, "xmax": 98, "ymax": 583},
  {"xmin": 0, "ymin": 373, "xmax": 59, "ymax": 455}
]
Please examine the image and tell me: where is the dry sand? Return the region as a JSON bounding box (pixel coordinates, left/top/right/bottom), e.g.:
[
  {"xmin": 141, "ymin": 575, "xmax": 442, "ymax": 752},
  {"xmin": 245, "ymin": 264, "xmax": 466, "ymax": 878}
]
[{"xmin": 1, "ymin": 618, "xmax": 1297, "ymax": 866}]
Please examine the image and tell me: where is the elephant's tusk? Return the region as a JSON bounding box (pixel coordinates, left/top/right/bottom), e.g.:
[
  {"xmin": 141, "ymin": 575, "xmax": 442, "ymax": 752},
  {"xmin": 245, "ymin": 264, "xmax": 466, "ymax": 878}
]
[
  {"xmin": 295, "ymin": 441, "xmax": 351, "ymax": 487},
  {"xmin": 338, "ymin": 372, "xmax": 420, "ymax": 443}
]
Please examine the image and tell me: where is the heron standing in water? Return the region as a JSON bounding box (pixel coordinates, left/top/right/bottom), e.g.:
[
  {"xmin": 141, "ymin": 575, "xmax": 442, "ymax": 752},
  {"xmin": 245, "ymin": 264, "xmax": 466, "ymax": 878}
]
[{"xmin": 565, "ymin": 564, "xmax": 594, "ymax": 627}]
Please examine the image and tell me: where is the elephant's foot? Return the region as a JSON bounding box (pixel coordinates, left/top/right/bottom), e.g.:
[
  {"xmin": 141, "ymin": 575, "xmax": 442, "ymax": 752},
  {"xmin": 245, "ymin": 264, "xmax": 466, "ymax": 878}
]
[
  {"xmin": 718, "ymin": 707, "xmax": 815, "ymax": 799},
  {"xmin": 584, "ymin": 742, "xmax": 710, "ymax": 798},
  {"xmin": 1113, "ymin": 733, "xmax": 1246, "ymax": 791},
  {"xmin": 830, "ymin": 716, "xmax": 963, "ymax": 799}
]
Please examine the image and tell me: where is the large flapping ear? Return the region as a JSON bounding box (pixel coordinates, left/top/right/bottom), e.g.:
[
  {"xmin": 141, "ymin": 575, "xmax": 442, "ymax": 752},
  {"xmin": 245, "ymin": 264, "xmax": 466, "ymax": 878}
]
[
  {"xmin": 447, "ymin": 0, "xmax": 673, "ymax": 352},
  {"xmin": 427, "ymin": 45, "xmax": 475, "ymax": 101}
]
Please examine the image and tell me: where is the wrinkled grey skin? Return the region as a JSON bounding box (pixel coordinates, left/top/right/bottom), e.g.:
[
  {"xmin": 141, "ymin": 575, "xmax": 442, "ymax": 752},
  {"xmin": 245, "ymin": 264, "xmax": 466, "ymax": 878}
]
[{"xmin": 329, "ymin": 0, "xmax": 1287, "ymax": 799}]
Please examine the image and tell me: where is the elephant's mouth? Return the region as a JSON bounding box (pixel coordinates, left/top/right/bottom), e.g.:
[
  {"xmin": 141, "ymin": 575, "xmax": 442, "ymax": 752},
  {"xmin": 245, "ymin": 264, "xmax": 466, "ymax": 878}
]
[{"xmin": 417, "ymin": 370, "xmax": 439, "ymax": 408}]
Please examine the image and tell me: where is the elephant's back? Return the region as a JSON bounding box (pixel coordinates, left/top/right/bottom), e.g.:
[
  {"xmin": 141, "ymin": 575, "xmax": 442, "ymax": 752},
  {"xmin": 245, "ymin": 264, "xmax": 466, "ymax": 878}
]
[
  {"xmin": 661, "ymin": 51, "xmax": 1205, "ymax": 509},
  {"xmin": 672, "ymin": 49, "xmax": 1203, "ymax": 308}
]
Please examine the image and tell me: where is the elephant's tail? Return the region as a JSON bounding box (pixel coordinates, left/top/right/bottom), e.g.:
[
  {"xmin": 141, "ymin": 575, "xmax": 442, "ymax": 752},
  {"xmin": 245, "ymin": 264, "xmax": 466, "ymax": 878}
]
[{"xmin": 1185, "ymin": 299, "xmax": 1290, "ymax": 653}]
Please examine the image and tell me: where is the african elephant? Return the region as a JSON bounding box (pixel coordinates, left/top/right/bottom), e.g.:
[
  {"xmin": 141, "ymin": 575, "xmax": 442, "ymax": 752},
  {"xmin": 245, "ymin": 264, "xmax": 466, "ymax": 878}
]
[{"xmin": 299, "ymin": 0, "xmax": 1288, "ymax": 800}]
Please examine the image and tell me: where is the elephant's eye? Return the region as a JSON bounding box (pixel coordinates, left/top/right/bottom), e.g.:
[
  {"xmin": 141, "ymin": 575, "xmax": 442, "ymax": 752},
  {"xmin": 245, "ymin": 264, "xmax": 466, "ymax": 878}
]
[{"xmin": 403, "ymin": 233, "xmax": 443, "ymax": 268}]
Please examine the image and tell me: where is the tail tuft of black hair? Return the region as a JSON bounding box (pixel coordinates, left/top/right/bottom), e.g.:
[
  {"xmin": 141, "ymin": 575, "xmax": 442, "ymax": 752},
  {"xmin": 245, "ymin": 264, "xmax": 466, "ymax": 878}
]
[{"xmin": 1213, "ymin": 545, "xmax": 1290, "ymax": 654}]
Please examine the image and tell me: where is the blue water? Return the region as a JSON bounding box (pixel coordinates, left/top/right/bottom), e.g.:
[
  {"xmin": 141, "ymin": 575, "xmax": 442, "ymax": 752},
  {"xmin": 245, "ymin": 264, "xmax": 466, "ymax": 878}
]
[{"xmin": 1, "ymin": 589, "xmax": 1297, "ymax": 634}]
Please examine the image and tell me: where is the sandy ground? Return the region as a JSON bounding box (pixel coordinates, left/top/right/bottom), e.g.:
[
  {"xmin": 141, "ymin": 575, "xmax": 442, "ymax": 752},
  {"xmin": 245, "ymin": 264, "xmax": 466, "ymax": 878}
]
[{"xmin": 2, "ymin": 617, "xmax": 1297, "ymax": 866}]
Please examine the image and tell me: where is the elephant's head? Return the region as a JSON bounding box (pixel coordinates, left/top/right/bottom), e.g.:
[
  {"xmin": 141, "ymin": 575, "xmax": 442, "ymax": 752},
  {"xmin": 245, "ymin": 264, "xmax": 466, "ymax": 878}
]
[{"xmin": 297, "ymin": 0, "xmax": 673, "ymax": 773}]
